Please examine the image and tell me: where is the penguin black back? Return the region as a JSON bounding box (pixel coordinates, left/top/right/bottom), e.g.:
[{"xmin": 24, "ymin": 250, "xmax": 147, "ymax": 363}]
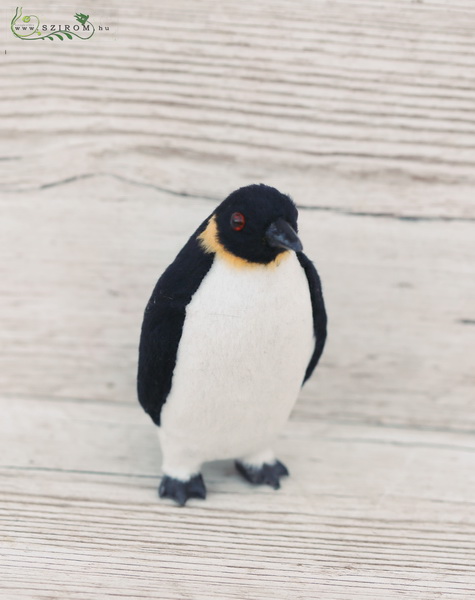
[{"xmin": 137, "ymin": 220, "xmax": 214, "ymax": 425}]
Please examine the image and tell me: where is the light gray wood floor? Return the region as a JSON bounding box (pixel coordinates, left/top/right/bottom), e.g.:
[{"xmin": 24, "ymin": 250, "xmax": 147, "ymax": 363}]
[{"xmin": 1, "ymin": 1, "xmax": 474, "ymax": 598}]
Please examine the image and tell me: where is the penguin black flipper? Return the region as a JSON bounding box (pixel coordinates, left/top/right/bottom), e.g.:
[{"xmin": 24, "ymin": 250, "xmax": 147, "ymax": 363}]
[
  {"xmin": 137, "ymin": 222, "xmax": 214, "ymax": 426},
  {"xmin": 296, "ymin": 252, "xmax": 327, "ymax": 383}
]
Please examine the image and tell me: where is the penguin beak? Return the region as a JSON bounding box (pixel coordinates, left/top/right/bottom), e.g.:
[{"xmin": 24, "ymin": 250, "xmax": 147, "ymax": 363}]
[{"xmin": 265, "ymin": 218, "xmax": 303, "ymax": 252}]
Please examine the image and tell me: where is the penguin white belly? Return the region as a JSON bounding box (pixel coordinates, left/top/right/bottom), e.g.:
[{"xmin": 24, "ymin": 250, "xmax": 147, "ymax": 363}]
[{"xmin": 159, "ymin": 252, "xmax": 314, "ymax": 475}]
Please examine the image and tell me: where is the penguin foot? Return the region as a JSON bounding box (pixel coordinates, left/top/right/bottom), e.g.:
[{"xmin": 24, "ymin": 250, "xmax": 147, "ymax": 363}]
[
  {"xmin": 235, "ymin": 459, "xmax": 289, "ymax": 490},
  {"xmin": 159, "ymin": 473, "xmax": 206, "ymax": 506}
]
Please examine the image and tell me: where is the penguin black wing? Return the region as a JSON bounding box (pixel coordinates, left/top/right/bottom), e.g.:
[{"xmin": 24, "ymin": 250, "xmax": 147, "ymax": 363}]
[
  {"xmin": 297, "ymin": 252, "xmax": 327, "ymax": 383},
  {"xmin": 137, "ymin": 225, "xmax": 214, "ymax": 426}
]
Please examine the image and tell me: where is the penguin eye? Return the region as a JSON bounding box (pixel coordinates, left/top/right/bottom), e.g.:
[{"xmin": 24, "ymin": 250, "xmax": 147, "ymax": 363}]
[{"xmin": 230, "ymin": 212, "xmax": 246, "ymax": 231}]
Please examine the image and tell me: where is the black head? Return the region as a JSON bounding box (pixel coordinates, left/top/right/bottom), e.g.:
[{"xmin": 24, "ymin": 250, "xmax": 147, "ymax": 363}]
[{"xmin": 212, "ymin": 184, "xmax": 302, "ymax": 265}]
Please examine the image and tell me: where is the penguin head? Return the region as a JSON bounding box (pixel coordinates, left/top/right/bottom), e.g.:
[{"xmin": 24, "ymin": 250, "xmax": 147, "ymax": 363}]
[{"xmin": 199, "ymin": 184, "xmax": 302, "ymax": 266}]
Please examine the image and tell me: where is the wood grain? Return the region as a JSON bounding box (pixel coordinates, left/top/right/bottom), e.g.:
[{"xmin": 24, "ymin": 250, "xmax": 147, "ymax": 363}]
[
  {"xmin": 2, "ymin": 0, "xmax": 475, "ymax": 217},
  {"xmin": 1, "ymin": 1, "xmax": 475, "ymax": 598},
  {"xmin": 2, "ymin": 398, "xmax": 475, "ymax": 600}
]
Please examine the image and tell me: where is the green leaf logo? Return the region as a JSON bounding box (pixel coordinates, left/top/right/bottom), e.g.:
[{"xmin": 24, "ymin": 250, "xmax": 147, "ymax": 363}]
[{"xmin": 11, "ymin": 7, "xmax": 96, "ymax": 41}]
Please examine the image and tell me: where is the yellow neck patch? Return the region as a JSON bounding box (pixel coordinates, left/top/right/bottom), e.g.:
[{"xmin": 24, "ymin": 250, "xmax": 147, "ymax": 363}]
[{"xmin": 198, "ymin": 215, "xmax": 290, "ymax": 270}]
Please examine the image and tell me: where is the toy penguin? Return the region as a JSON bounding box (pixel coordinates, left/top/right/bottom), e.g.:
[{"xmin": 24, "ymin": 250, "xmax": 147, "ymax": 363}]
[{"xmin": 137, "ymin": 184, "xmax": 327, "ymax": 506}]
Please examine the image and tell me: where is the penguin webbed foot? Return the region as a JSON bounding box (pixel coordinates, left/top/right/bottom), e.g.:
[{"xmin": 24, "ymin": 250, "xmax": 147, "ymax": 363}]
[
  {"xmin": 159, "ymin": 473, "xmax": 206, "ymax": 506},
  {"xmin": 235, "ymin": 459, "xmax": 289, "ymax": 490}
]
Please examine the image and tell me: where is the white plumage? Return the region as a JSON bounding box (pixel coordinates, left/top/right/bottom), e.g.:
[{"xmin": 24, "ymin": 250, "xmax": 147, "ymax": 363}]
[{"xmin": 159, "ymin": 251, "xmax": 315, "ymax": 480}]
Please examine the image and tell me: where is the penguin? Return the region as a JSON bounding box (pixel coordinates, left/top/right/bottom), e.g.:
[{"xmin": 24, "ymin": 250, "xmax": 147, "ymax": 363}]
[{"xmin": 137, "ymin": 184, "xmax": 327, "ymax": 506}]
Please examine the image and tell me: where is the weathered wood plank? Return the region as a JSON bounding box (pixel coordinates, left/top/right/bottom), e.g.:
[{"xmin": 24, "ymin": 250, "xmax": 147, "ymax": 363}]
[
  {"xmin": 2, "ymin": 0, "xmax": 475, "ymax": 217},
  {"xmin": 1, "ymin": 397, "xmax": 475, "ymax": 599},
  {"xmin": 1, "ymin": 180, "xmax": 474, "ymax": 430},
  {"xmin": 1, "ymin": 178, "xmax": 474, "ymax": 599}
]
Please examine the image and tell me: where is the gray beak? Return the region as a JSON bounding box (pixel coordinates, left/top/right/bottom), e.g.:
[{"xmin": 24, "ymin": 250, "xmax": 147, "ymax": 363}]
[{"xmin": 265, "ymin": 218, "xmax": 303, "ymax": 252}]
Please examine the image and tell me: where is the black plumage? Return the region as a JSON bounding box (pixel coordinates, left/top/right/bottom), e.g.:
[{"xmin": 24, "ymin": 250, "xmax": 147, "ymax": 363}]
[
  {"xmin": 137, "ymin": 222, "xmax": 214, "ymax": 425},
  {"xmin": 296, "ymin": 252, "xmax": 327, "ymax": 382}
]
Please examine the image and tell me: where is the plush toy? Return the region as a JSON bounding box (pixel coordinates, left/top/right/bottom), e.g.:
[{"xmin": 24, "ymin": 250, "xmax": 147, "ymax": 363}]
[{"xmin": 137, "ymin": 184, "xmax": 327, "ymax": 505}]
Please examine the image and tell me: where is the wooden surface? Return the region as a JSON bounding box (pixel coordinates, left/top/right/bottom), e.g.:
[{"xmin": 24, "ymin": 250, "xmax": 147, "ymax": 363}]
[{"xmin": 1, "ymin": 1, "xmax": 475, "ymax": 598}]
